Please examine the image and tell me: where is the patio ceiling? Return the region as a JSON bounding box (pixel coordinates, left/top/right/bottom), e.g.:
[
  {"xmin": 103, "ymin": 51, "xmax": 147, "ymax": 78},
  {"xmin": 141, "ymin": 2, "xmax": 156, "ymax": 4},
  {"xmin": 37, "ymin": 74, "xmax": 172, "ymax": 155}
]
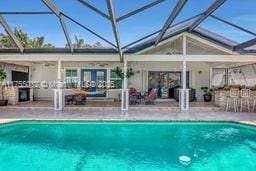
[{"xmin": 0, "ymin": 0, "xmax": 255, "ymax": 59}]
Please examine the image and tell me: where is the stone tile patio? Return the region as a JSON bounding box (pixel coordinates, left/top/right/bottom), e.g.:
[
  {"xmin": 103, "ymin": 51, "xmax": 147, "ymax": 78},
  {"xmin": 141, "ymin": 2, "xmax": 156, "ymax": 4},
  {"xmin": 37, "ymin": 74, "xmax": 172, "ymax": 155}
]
[
  {"xmin": 0, "ymin": 107, "xmax": 255, "ymax": 126},
  {"xmin": 2, "ymin": 100, "xmax": 219, "ymax": 110},
  {"xmin": 0, "ymin": 100, "xmax": 255, "ymax": 126}
]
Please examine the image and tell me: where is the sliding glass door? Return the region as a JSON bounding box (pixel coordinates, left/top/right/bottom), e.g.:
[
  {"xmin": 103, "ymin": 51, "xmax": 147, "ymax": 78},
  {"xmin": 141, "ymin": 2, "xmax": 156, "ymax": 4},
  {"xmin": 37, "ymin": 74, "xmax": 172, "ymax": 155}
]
[{"xmin": 148, "ymin": 71, "xmax": 189, "ymax": 99}]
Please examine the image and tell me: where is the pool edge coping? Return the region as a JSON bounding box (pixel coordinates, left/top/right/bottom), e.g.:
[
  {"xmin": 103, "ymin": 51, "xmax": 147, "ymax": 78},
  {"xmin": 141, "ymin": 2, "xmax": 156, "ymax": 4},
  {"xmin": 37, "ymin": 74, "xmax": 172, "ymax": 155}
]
[{"xmin": 0, "ymin": 119, "xmax": 256, "ymax": 128}]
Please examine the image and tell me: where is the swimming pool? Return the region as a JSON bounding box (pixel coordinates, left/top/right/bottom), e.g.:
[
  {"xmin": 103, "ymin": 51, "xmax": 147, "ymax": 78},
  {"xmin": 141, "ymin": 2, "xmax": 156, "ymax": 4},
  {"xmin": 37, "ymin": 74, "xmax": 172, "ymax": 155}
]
[{"xmin": 0, "ymin": 121, "xmax": 255, "ymax": 170}]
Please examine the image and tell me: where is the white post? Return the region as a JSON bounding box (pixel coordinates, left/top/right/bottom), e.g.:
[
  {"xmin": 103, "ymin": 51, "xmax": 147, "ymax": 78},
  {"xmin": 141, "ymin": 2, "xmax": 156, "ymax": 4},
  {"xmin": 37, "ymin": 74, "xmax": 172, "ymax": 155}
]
[
  {"xmin": 182, "ymin": 61, "xmax": 186, "ymax": 90},
  {"xmin": 54, "ymin": 60, "xmax": 64, "ymax": 111},
  {"xmin": 179, "ymin": 34, "xmax": 189, "ymax": 111},
  {"xmin": 121, "ymin": 56, "xmax": 129, "ymax": 110},
  {"xmin": 209, "ymin": 67, "xmax": 213, "ymax": 87}
]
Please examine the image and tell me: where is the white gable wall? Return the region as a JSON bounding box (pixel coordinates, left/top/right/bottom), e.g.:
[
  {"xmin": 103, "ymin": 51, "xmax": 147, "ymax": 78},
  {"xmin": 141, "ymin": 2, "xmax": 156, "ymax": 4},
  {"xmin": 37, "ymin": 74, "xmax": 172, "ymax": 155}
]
[{"xmin": 141, "ymin": 34, "xmax": 231, "ymax": 55}]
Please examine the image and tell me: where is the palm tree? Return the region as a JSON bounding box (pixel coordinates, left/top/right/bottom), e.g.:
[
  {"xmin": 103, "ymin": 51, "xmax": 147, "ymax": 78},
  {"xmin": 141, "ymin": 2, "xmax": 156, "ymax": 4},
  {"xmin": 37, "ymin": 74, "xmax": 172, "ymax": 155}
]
[
  {"xmin": 73, "ymin": 35, "xmax": 86, "ymax": 48},
  {"xmin": 70, "ymin": 35, "xmax": 103, "ymax": 48}
]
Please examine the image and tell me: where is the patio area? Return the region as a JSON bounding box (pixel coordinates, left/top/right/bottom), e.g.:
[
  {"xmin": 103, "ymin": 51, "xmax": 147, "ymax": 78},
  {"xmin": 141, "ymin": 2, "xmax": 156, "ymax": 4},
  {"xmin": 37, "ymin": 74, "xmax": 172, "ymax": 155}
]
[{"xmin": 1, "ymin": 100, "xmax": 220, "ymax": 112}]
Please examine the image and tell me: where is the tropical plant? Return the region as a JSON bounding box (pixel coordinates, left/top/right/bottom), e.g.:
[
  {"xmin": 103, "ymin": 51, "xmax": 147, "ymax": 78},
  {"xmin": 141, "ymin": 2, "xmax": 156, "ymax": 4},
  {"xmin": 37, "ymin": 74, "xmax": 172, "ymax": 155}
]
[
  {"xmin": 113, "ymin": 67, "xmax": 135, "ymax": 97},
  {"xmin": 0, "ymin": 28, "xmax": 55, "ymax": 48},
  {"xmin": 71, "ymin": 35, "xmax": 103, "ymax": 48},
  {"xmin": 200, "ymin": 86, "xmax": 214, "ymax": 96},
  {"xmin": 252, "ymin": 85, "xmax": 256, "ymax": 91},
  {"xmin": 112, "ymin": 67, "xmax": 135, "ymax": 80},
  {"xmin": 0, "ymin": 69, "xmax": 7, "ymax": 100}
]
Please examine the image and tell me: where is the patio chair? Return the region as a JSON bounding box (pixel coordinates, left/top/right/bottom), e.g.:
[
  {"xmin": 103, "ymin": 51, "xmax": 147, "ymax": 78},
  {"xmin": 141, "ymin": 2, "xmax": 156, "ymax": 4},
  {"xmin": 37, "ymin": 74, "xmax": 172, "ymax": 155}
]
[
  {"xmin": 251, "ymin": 94, "xmax": 256, "ymax": 112},
  {"xmin": 129, "ymin": 87, "xmax": 138, "ymax": 105},
  {"xmin": 73, "ymin": 93, "xmax": 86, "ymax": 105},
  {"xmin": 225, "ymin": 88, "xmax": 239, "ymax": 112},
  {"xmin": 129, "ymin": 88, "xmax": 137, "ymax": 95},
  {"xmin": 144, "ymin": 88, "xmax": 158, "ymax": 105},
  {"xmin": 240, "ymin": 89, "xmax": 250, "ymax": 112},
  {"xmin": 65, "ymin": 95, "xmax": 74, "ymax": 105}
]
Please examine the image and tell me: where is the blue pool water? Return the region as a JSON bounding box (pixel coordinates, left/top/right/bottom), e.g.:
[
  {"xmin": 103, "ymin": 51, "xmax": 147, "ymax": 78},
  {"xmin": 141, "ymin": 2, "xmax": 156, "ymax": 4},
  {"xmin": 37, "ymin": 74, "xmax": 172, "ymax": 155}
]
[{"xmin": 0, "ymin": 121, "xmax": 256, "ymax": 171}]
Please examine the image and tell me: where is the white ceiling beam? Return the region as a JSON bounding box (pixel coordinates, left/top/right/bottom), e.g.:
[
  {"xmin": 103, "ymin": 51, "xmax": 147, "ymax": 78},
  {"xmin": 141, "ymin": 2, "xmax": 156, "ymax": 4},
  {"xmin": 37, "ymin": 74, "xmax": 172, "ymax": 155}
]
[{"xmin": 1, "ymin": 54, "xmax": 256, "ymax": 62}]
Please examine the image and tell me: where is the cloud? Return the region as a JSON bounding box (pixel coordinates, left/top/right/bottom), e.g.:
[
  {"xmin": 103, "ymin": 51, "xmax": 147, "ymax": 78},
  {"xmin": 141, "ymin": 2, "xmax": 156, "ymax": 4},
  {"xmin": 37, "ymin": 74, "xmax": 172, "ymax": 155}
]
[{"xmin": 233, "ymin": 14, "xmax": 256, "ymax": 23}]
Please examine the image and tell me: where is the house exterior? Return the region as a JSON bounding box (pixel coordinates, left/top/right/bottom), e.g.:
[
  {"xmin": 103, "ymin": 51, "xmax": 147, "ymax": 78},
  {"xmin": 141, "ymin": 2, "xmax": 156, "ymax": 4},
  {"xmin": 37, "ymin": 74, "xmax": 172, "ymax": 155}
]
[
  {"xmin": 0, "ymin": 0, "xmax": 256, "ymax": 111},
  {"xmin": 0, "ymin": 29, "xmax": 256, "ymax": 111}
]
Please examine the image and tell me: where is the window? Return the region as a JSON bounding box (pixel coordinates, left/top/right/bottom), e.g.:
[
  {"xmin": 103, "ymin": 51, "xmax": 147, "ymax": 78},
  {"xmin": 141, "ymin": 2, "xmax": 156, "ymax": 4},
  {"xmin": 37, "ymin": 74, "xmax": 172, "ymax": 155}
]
[
  {"xmin": 110, "ymin": 69, "xmax": 122, "ymax": 89},
  {"xmin": 212, "ymin": 68, "xmax": 226, "ymax": 87},
  {"xmin": 228, "ymin": 64, "xmax": 256, "ymax": 87},
  {"xmin": 65, "ymin": 69, "xmax": 78, "ymax": 88}
]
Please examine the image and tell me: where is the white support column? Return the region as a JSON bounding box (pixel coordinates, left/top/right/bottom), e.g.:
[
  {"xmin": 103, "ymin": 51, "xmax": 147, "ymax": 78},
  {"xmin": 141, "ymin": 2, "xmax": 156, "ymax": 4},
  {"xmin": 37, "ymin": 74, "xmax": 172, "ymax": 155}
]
[
  {"xmin": 209, "ymin": 67, "xmax": 213, "ymax": 87},
  {"xmin": 179, "ymin": 35, "xmax": 189, "ymax": 111},
  {"xmin": 121, "ymin": 56, "xmax": 129, "ymax": 111},
  {"xmin": 54, "ymin": 60, "xmax": 64, "ymax": 111}
]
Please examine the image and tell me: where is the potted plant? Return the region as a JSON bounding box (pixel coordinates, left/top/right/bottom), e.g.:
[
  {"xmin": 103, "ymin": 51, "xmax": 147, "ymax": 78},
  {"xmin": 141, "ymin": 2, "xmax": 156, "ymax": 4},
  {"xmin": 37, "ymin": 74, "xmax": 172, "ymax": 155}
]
[
  {"xmin": 0, "ymin": 69, "xmax": 8, "ymax": 106},
  {"xmin": 112, "ymin": 67, "xmax": 135, "ymax": 102},
  {"xmin": 112, "ymin": 67, "xmax": 135, "ymax": 87},
  {"xmin": 252, "ymin": 85, "xmax": 256, "ymax": 91},
  {"xmin": 200, "ymin": 86, "xmax": 214, "ymax": 102}
]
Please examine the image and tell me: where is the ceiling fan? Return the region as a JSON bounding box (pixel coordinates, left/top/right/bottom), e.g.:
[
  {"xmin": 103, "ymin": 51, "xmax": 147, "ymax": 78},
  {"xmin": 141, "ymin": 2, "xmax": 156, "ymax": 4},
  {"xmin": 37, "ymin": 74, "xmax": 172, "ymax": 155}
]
[{"xmin": 42, "ymin": 62, "xmax": 56, "ymax": 67}]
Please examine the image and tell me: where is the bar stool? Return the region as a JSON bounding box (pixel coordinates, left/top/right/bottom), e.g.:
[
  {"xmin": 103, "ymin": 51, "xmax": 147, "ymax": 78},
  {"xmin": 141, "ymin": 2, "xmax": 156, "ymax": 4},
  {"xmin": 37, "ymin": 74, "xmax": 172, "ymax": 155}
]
[
  {"xmin": 240, "ymin": 89, "xmax": 250, "ymax": 112},
  {"xmin": 252, "ymin": 94, "xmax": 256, "ymax": 112},
  {"xmin": 226, "ymin": 88, "xmax": 239, "ymax": 112}
]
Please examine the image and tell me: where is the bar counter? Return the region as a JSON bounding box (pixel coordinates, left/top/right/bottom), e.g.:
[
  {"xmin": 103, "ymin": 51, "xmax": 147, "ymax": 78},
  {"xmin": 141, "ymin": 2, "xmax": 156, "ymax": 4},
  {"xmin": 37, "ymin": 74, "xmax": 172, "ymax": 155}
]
[{"xmin": 214, "ymin": 89, "xmax": 256, "ymax": 107}]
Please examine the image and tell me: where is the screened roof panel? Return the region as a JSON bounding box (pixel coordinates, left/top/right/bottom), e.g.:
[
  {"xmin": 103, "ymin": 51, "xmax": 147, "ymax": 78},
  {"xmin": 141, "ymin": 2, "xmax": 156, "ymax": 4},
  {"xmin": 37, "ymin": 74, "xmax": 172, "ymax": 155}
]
[
  {"xmin": 126, "ymin": 21, "xmax": 192, "ymax": 53},
  {"xmin": 0, "ymin": 0, "xmax": 255, "ymax": 54},
  {"xmin": 173, "ymin": 0, "xmax": 215, "ymax": 25},
  {"xmin": 3, "ymin": 15, "xmax": 67, "ymax": 48},
  {"xmin": 199, "ymin": 17, "xmax": 255, "ymax": 44},
  {"xmin": 118, "ymin": 0, "xmax": 178, "ymax": 45},
  {"xmin": 64, "ymin": 19, "xmax": 113, "ymax": 48},
  {"xmin": 0, "ymin": 0, "xmax": 49, "ymax": 11},
  {"xmin": 113, "ymin": 0, "xmax": 164, "ymax": 18},
  {"xmin": 213, "ymin": 0, "xmax": 256, "ymax": 33},
  {"xmin": 245, "ymin": 45, "xmax": 256, "ymax": 51},
  {"xmin": 0, "ymin": 24, "xmax": 18, "ymax": 49},
  {"xmin": 85, "ymin": 0, "xmax": 109, "ymax": 14},
  {"xmin": 52, "ymin": 0, "xmax": 115, "ymax": 44}
]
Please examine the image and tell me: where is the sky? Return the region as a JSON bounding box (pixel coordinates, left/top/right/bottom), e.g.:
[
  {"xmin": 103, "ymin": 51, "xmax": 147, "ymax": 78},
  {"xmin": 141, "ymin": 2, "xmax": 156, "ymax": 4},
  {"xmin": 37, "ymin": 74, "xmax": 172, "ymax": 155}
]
[{"xmin": 0, "ymin": 0, "xmax": 256, "ymax": 48}]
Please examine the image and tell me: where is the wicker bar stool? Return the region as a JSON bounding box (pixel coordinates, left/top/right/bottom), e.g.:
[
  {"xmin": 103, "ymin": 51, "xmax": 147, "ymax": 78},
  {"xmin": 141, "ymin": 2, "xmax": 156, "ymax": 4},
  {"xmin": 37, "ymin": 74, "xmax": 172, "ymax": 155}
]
[
  {"xmin": 226, "ymin": 88, "xmax": 239, "ymax": 112},
  {"xmin": 240, "ymin": 89, "xmax": 250, "ymax": 112}
]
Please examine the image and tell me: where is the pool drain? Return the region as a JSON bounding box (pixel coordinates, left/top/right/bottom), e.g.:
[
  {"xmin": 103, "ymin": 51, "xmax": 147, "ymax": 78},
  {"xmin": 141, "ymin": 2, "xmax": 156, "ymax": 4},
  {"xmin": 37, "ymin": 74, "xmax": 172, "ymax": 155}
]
[{"xmin": 179, "ymin": 156, "xmax": 191, "ymax": 166}]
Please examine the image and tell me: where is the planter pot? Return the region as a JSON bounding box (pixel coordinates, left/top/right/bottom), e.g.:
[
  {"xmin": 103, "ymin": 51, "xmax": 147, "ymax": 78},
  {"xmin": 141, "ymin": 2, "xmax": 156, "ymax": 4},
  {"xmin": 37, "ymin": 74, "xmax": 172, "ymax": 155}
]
[
  {"xmin": 0, "ymin": 100, "xmax": 8, "ymax": 106},
  {"xmin": 203, "ymin": 95, "xmax": 212, "ymax": 102}
]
